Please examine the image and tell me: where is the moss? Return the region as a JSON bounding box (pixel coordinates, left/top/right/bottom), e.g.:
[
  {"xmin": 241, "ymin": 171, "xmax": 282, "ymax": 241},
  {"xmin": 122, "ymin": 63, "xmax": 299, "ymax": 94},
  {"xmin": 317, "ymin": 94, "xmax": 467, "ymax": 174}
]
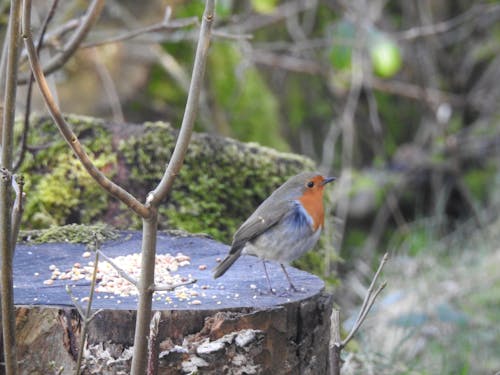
[
  {"xmin": 20, "ymin": 223, "xmax": 119, "ymax": 245},
  {"xmin": 20, "ymin": 115, "xmax": 115, "ymax": 228}
]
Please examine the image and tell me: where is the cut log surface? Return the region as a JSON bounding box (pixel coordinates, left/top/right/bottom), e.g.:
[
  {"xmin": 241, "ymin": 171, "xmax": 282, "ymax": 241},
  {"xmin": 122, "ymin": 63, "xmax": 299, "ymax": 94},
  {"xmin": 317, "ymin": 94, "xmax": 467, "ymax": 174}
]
[{"xmin": 12, "ymin": 231, "xmax": 332, "ymax": 375}]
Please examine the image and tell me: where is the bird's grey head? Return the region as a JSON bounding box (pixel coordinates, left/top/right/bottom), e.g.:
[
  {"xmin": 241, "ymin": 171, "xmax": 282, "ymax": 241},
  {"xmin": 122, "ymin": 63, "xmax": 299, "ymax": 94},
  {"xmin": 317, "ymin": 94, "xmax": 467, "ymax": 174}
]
[{"xmin": 271, "ymin": 171, "xmax": 336, "ymax": 201}]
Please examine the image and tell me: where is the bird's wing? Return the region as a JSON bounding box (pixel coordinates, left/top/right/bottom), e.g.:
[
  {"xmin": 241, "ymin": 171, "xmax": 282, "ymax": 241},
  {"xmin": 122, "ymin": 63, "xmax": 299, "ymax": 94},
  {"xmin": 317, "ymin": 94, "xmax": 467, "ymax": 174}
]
[{"xmin": 228, "ymin": 199, "xmax": 293, "ymax": 254}]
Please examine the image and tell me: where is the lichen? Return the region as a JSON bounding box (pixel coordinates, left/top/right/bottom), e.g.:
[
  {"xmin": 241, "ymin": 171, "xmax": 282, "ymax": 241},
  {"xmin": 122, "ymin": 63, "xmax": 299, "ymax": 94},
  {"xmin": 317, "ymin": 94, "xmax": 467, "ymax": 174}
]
[{"xmin": 20, "ymin": 223, "xmax": 119, "ymax": 245}]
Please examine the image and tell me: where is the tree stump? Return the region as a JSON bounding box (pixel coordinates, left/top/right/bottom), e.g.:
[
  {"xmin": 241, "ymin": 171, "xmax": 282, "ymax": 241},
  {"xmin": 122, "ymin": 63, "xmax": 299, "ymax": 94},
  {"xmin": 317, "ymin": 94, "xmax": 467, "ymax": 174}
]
[{"xmin": 11, "ymin": 231, "xmax": 332, "ymax": 374}]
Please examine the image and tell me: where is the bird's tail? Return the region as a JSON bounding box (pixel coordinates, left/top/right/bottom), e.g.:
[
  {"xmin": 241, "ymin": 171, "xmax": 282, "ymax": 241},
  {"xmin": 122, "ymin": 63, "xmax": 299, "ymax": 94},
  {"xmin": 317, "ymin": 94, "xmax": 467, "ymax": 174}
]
[{"xmin": 213, "ymin": 248, "xmax": 242, "ymax": 279}]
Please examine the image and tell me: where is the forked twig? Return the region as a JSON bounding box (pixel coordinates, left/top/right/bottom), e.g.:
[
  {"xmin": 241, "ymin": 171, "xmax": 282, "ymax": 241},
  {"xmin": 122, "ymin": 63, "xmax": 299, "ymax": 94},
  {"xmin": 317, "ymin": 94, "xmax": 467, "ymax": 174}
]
[
  {"xmin": 330, "ymin": 253, "xmax": 389, "ymax": 375},
  {"xmin": 11, "ymin": 174, "xmax": 25, "ymax": 246},
  {"xmin": 342, "ymin": 253, "xmax": 388, "ymax": 347}
]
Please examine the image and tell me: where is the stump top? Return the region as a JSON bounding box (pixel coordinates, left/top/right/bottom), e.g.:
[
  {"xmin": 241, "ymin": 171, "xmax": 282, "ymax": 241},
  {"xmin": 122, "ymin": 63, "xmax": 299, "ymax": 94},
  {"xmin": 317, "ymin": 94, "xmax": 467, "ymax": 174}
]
[{"xmin": 14, "ymin": 231, "xmax": 325, "ymax": 311}]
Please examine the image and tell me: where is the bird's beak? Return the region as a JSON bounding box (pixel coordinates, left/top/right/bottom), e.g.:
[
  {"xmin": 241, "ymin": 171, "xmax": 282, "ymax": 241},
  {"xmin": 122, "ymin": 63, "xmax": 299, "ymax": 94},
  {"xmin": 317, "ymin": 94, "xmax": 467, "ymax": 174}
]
[{"xmin": 321, "ymin": 176, "xmax": 336, "ymax": 186}]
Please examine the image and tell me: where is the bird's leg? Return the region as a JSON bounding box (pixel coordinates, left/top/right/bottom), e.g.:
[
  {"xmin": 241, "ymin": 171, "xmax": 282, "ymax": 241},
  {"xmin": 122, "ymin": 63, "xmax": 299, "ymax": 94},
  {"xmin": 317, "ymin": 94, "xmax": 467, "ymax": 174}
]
[
  {"xmin": 280, "ymin": 264, "xmax": 298, "ymax": 292},
  {"xmin": 262, "ymin": 260, "xmax": 275, "ymax": 294}
]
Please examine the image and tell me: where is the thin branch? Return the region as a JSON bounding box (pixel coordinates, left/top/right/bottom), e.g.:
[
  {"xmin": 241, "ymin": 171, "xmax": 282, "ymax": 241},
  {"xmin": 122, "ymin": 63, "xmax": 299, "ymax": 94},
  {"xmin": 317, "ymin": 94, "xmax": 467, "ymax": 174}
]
[
  {"xmin": 330, "ymin": 309, "xmax": 342, "ymax": 375},
  {"xmin": 22, "ymin": 0, "xmax": 150, "ymax": 219},
  {"xmin": 91, "ymin": 48, "xmax": 124, "ymax": 123},
  {"xmin": 97, "ymin": 249, "xmax": 138, "ymax": 287},
  {"xmin": 18, "ymin": 0, "xmax": 105, "ymax": 84},
  {"xmin": 393, "ymin": 3, "xmax": 500, "ymax": 41},
  {"xmin": 75, "ymin": 247, "xmax": 101, "ymax": 375},
  {"xmin": 148, "ymin": 0, "xmax": 215, "ymax": 206},
  {"xmin": 14, "ymin": 0, "xmax": 60, "ymax": 172},
  {"xmin": 152, "ymin": 278, "xmax": 197, "ymax": 292},
  {"xmin": 10, "ymin": 174, "xmax": 24, "ymax": 246},
  {"xmin": 1, "ymin": 0, "xmax": 23, "ymax": 373},
  {"xmin": 341, "ymin": 253, "xmax": 388, "ymax": 348},
  {"xmin": 82, "ymin": 8, "xmax": 199, "ymax": 49},
  {"xmin": 65, "ymin": 285, "xmax": 86, "ymax": 319}
]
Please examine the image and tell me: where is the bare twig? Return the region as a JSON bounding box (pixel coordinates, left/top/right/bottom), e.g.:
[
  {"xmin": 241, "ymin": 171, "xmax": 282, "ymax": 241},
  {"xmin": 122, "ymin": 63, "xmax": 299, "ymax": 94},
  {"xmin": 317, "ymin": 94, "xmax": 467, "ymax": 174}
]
[
  {"xmin": 330, "ymin": 253, "xmax": 389, "ymax": 374},
  {"xmin": 75, "ymin": 246, "xmax": 101, "ymax": 375},
  {"xmin": 14, "ymin": 0, "xmax": 60, "ymax": 172},
  {"xmin": 97, "ymin": 249, "xmax": 138, "ymax": 287},
  {"xmin": 147, "ymin": 0, "xmax": 215, "ymax": 206},
  {"xmin": 330, "ymin": 309, "xmax": 342, "ymax": 375},
  {"xmin": 11, "ymin": 174, "xmax": 25, "ymax": 246},
  {"xmin": 91, "ymin": 48, "xmax": 124, "ymax": 123},
  {"xmin": 393, "ymin": 3, "xmax": 500, "ymax": 41},
  {"xmin": 22, "ymin": 0, "xmax": 150, "ymax": 219},
  {"xmin": 152, "ymin": 278, "xmax": 197, "ymax": 292},
  {"xmin": 18, "ymin": 0, "xmax": 105, "ymax": 84},
  {"xmin": 83, "ymin": 7, "xmax": 199, "ymax": 48},
  {"xmin": 1, "ymin": 0, "xmax": 23, "ymax": 373},
  {"xmin": 341, "ymin": 253, "xmax": 388, "ymax": 347},
  {"xmin": 65, "ymin": 285, "xmax": 86, "ymax": 319}
]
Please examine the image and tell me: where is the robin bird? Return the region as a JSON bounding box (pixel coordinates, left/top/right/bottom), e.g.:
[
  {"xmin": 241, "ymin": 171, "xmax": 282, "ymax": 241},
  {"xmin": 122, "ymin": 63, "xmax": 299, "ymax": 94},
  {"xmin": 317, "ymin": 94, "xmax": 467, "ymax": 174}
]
[{"xmin": 213, "ymin": 171, "xmax": 335, "ymax": 292}]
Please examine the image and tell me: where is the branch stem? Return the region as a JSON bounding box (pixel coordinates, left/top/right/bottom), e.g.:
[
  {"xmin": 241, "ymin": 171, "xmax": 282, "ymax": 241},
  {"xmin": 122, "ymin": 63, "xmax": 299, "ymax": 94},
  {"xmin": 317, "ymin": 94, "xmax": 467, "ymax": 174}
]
[
  {"xmin": 148, "ymin": 0, "xmax": 215, "ymax": 206},
  {"xmin": 1, "ymin": 0, "xmax": 22, "ymax": 373}
]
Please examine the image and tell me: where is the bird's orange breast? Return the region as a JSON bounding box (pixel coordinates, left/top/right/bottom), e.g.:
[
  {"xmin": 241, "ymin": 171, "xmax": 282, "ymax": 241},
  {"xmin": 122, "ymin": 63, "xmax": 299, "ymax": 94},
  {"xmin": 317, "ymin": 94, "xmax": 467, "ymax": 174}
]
[{"xmin": 298, "ymin": 189, "xmax": 325, "ymax": 231}]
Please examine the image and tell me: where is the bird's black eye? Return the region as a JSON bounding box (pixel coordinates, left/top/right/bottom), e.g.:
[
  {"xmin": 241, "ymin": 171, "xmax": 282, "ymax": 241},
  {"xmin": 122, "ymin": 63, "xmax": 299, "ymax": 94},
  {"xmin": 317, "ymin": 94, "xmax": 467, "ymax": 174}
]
[{"xmin": 307, "ymin": 181, "xmax": 314, "ymax": 188}]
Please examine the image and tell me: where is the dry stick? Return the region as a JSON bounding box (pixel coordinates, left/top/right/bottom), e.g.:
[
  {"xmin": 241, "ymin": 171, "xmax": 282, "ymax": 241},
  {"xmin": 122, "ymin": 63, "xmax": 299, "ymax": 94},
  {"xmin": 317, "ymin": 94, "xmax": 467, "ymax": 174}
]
[
  {"xmin": 152, "ymin": 278, "xmax": 196, "ymax": 292},
  {"xmin": 10, "ymin": 175, "xmax": 24, "ymax": 246},
  {"xmin": 147, "ymin": 2, "xmax": 214, "ymax": 206},
  {"xmin": 18, "ymin": 0, "xmax": 105, "ymax": 84},
  {"xmin": 330, "ymin": 253, "xmax": 389, "ymax": 375},
  {"xmin": 75, "ymin": 248, "xmax": 101, "ymax": 375},
  {"xmin": 22, "ymin": 0, "xmax": 150, "ymax": 219},
  {"xmin": 97, "ymin": 249, "xmax": 139, "ymax": 287},
  {"xmin": 341, "ymin": 252, "xmax": 388, "ymax": 348},
  {"xmin": 1, "ymin": 1, "xmax": 22, "ymax": 374},
  {"xmin": 330, "ymin": 310, "xmax": 341, "ymax": 375},
  {"xmin": 14, "ymin": 0, "xmax": 60, "ymax": 172},
  {"xmin": 394, "ymin": 3, "xmax": 500, "ymax": 40},
  {"xmin": 91, "ymin": 48, "xmax": 124, "ymax": 123},
  {"xmin": 82, "ymin": 7, "xmax": 199, "ymax": 48}
]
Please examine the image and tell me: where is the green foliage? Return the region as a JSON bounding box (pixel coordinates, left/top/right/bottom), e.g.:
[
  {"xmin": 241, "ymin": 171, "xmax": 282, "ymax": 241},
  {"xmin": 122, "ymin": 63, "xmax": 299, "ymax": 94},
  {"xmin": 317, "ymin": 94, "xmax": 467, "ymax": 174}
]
[
  {"xmin": 369, "ymin": 36, "xmax": 402, "ymax": 78},
  {"xmin": 463, "ymin": 164, "xmax": 497, "ymax": 201},
  {"xmin": 329, "ymin": 20, "xmax": 355, "ymax": 72},
  {"xmin": 251, "ymin": 0, "xmax": 278, "ymax": 14},
  {"xmin": 208, "ymin": 42, "xmax": 289, "ymax": 151}
]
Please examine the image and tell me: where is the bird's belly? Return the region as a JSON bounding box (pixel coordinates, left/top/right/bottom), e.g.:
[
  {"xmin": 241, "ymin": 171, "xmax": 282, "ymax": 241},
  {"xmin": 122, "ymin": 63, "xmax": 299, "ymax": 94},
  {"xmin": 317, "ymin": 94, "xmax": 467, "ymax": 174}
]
[{"xmin": 245, "ymin": 221, "xmax": 321, "ymax": 263}]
